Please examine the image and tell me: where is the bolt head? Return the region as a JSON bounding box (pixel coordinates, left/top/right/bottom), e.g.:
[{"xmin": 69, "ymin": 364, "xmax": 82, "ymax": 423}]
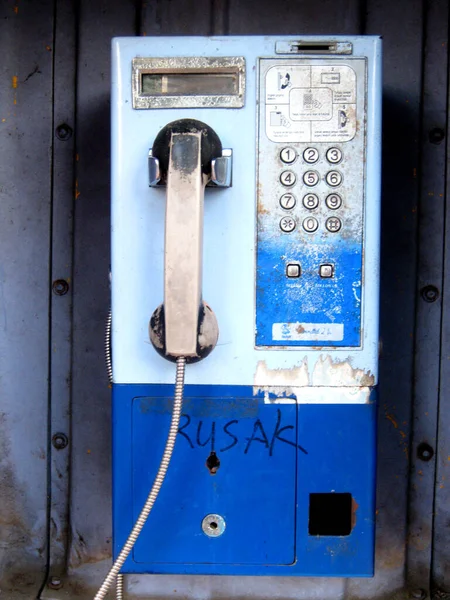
[
  {"xmin": 429, "ymin": 127, "xmax": 445, "ymax": 144},
  {"xmin": 55, "ymin": 123, "xmax": 73, "ymax": 141},
  {"xmin": 48, "ymin": 576, "xmax": 62, "ymax": 589},
  {"xmin": 52, "ymin": 279, "xmax": 69, "ymax": 296},
  {"xmin": 420, "ymin": 285, "xmax": 439, "ymax": 303},
  {"xmin": 52, "ymin": 432, "xmax": 69, "ymax": 450},
  {"xmin": 417, "ymin": 442, "xmax": 434, "ymax": 462}
]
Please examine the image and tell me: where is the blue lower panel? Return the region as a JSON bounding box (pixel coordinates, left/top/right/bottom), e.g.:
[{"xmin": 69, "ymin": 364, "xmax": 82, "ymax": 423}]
[{"xmin": 113, "ymin": 384, "xmax": 376, "ymax": 576}]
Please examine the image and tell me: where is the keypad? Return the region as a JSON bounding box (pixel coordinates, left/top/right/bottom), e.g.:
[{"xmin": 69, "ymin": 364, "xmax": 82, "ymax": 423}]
[{"xmin": 277, "ymin": 145, "xmax": 345, "ymax": 235}]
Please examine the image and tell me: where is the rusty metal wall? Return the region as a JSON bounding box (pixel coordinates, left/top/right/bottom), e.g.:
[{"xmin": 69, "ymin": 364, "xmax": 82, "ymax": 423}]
[{"xmin": 0, "ymin": 0, "xmax": 449, "ymax": 598}]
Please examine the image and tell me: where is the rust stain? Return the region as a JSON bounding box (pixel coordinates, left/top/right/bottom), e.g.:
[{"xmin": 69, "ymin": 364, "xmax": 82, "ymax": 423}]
[
  {"xmin": 1, "ymin": 118, "xmax": 5, "ymax": 123},
  {"xmin": 296, "ymin": 324, "xmax": 305, "ymax": 334},
  {"xmin": 14, "ymin": 5, "xmax": 18, "ymax": 14},
  {"xmin": 385, "ymin": 413, "xmax": 398, "ymax": 428},
  {"xmin": 12, "ymin": 76, "xmax": 18, "ymax": 89},
  {"xmin": 46, "ymin": 45, "xmax": 52, "ymax": 52},
  {"xmin": 75, "ymin": 179, "xmax": 80, "ymax": 199},
  {"xmin": 351, "ymin": 497, "xmax": 359, "ymax": 530},
  {"xmin": 413, "ymin": 167, "xmax": 417, "ymax": 178}
]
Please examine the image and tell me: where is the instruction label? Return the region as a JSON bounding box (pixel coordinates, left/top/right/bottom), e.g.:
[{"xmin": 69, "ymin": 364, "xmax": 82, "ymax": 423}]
[{"xmin": 265, "ymin": 65, "xmax": 357, "ymax": 143}]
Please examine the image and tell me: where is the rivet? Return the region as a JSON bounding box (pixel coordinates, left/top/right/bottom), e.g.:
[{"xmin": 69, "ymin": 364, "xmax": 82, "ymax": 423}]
[
  {"xmin": 52, "ymin": 279, "xmax": 69, "ymax": 296},
  {"xmin": 420, "ymin": 285, "xmax": 439, "ymax": 303},
  {"xmin": 417, "ymin": 442, "xmax": 434, "ymax": 462},
  {"xmin": 52, "ymin": 433, "xmax": 69, "ymax": 450},
  {"xmin": 55, "ymin": 123, "xmax": 73, "ymax": 141}
]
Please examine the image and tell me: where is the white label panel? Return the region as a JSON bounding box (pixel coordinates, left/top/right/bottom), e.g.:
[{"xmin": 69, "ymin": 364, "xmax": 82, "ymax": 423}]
[
  {"xmin": 272, "ymin": 322, "xmax": 344, "ymax": 342},
  {"xmin": 265, "ymin": 64, "xmax": 357, "ymax": 143}
]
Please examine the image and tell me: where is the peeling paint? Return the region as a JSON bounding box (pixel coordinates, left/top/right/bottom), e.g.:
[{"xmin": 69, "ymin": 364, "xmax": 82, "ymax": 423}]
[
  {"xmin": 254, "ymin": 355, "xmax": 374, "ymax": 403},
  {"xmin": 254, "ymin": 355, "xmax": 374, "ymax": 387}
]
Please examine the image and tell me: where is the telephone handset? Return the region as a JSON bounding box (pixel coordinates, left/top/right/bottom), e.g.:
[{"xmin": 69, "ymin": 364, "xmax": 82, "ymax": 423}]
[{"xmin": 149, "ymin": 119, "xmax": 223, "ymax": 362}]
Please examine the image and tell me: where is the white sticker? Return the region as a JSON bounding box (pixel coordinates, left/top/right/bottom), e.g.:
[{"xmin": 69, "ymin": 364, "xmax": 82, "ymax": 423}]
[
  {"xmin": 265, "ymin": 64, "xmax": 357, "ymax": 143},
  {"xmin": 272, "ymin": 322, "xmax": 344, "ymax": 342}
]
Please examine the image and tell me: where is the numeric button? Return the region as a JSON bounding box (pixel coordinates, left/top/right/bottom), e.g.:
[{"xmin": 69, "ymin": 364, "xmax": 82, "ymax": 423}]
[
  {"xmin": 326, "ymin": 217, "xmax": 342, "ymax": 233},
  {"xmin": 326, "ymin": 147, "xmax": 343, "ymax": 164},
  {"xmin": 280, "ymin": 216, "xmax": 296, "ymax": 233},
  {"xmin": 280, "ymin": 170, "xmax": 296, "ymax": 187},
  {"xmin": 280, "ymin": 193, "xmax": 296, "ymax": 210},
  {"xmin": 302, "ymin": 216, "xmax": 319, "ymax": 233},
  {"xmin": 303, "ymin": 147, "xmax": 319, "ymax": 164},
  {"xmin": 303, "ymin": 170, "xmax": 319, "ymax": 187},
  {"xmin": 325, "ymin": 193, "xmax": 342, "ymax": 210},
  {"xmin": 303, "ymin": 193, "xmax": 319, "ymax": 210},
  {"xmin": 280, "ymin": 147, "xmax": 297, "ymax": 164},
  {"xmin": 326, "ymin": 170, "xmax": 343, "ymax": 187}
]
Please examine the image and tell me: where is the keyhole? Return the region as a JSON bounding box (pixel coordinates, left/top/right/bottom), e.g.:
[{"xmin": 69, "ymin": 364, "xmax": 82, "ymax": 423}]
[
  {"xmin": 210, "ymin": 522, "xmax": 218, "ymax": 530},
  {"xmin": 206, "ymin": 451, "xmax": 220, "ymax": 474}
]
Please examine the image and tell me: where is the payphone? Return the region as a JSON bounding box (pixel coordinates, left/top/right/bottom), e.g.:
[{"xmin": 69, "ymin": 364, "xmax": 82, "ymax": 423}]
[{"xmin": 101, "ymin": 34, "xmax": 382, "ymax": 597}]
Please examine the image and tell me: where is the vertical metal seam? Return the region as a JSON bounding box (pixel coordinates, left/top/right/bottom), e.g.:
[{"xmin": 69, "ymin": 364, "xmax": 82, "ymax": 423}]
[
  {"xmin": 431, "ymin": 5, "xmax": 450, "ymax": 592},
  {"xmin": 38, "ymin": 0, "xmax": 58, "ymax": 595}
]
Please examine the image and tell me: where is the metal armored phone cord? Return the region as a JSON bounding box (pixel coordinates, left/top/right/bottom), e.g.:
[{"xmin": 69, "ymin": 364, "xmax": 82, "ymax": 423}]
[{"xmin": 99, "ymin": 309, "xmax": 186, "ymax": 600}]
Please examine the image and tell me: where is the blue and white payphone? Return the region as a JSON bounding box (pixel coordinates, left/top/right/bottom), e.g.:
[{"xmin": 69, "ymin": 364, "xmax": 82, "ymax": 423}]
[{"xmin": 107, "ymin": 34, "xmax": 381, "ymax": 588}]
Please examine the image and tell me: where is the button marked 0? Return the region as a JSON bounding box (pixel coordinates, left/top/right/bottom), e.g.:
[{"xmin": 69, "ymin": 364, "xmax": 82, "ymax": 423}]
[{"xmin": 303, "ymin": 216, "xmax": 319, "ymax": 233}]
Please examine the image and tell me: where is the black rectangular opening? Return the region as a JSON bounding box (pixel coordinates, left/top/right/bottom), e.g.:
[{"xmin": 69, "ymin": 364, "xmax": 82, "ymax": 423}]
[
  {"xmin": 309, "ymin": 493, "xmax": 353, "ymax": 536},
  {"xmin": 293, "ymin": 43, "xmax": 336, "ymax": 52}
]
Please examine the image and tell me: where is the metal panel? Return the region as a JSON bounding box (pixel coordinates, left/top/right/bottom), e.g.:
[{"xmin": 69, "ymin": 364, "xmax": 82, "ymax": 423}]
[
  {"xmin": 407, "ymin": 0, "xmax": 449, "ymax": 594},
  {"xmin": 0, "ymin": 0, "xmax": 54, "ymax": 597}
]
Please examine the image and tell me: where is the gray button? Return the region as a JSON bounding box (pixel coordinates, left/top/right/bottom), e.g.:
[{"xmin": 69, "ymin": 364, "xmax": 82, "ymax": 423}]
[
  {"xmin": 280, "ymin": 147, "xmax": 297, "ymax": 164},
  {"xmin": 319, "ymin": 264, "xmax": 334, "ymax": 278},
  {"xmin": 302, "ymin": 216, "xmax": 319, "ymax": 233},
  {"xmin": 325, "ymin": 193, "xmax": 342, "ymax": 210},
  {"xmin": 280, "ymin": 193, "xmax": 296, "ymax": 210},
  {"xmin": 280, "ymin": 170, "xmax": 296, "ymax": 186},
  {"xmin": 303, "ymin": 193, "xmax": 319, "ymax": 210},
  {"xmin": 303, "ymin": 170, "xmax": 320, "ymax": 187},
  {"xmin": 326, "ymin": 217, "xmax": 342, "ymax": 232},
  {"xmin": 286, "ymin": 263, "xmax": 301, "ymax": 278},
  {"xmin": 326, "ymin": 147, "xmax": 343, "ymax": 164},
  {"xmin": 280, "ymin": 216, "xmax": 296, "ymax": 233},
  {"xmin": 326, "ymin": 170, "xmax": 343, "ymax": 187},
  {"xmin": 303, "ymin": 147, "xmax": 319, "ymax": 164}
]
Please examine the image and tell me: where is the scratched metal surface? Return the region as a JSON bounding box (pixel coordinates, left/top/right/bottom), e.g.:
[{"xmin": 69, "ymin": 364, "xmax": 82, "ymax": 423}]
[{"xmin": 0, "ymin": 0, "xmax": 449, "ymax": 598}]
